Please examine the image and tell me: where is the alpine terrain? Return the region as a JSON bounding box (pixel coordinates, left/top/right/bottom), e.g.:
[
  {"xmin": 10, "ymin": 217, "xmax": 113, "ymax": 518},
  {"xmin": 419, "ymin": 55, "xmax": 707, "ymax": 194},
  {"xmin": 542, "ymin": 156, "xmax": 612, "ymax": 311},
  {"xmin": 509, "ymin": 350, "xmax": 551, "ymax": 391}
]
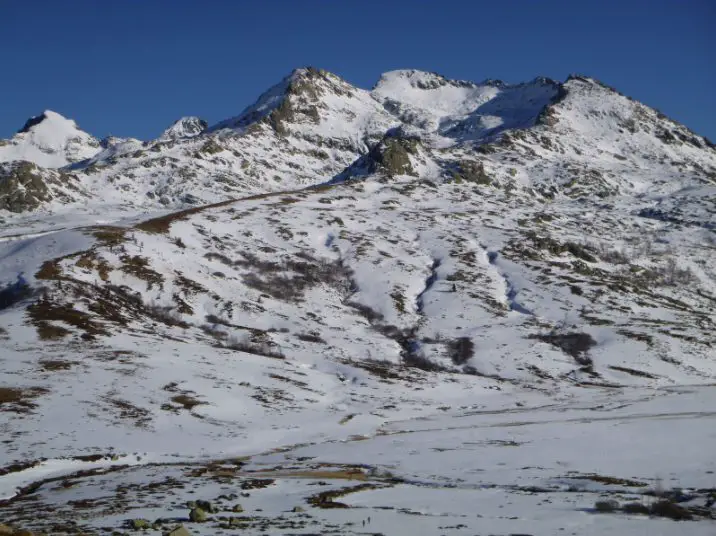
[{"xmin": 0, "ymin": 67, "xmax": 715, "ymax": 535}]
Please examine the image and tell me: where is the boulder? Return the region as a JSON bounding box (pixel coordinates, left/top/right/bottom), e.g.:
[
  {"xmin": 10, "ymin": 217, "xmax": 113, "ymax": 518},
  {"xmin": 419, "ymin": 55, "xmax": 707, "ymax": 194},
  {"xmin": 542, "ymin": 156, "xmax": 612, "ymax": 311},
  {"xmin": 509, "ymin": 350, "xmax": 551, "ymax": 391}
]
[
  {"xmin": 164, "ymin": 526, "xmax": 191, "ymax": 536},
  {"xmin": 188, "ymin": 507, "xmax": 207, "ymax": 522}
]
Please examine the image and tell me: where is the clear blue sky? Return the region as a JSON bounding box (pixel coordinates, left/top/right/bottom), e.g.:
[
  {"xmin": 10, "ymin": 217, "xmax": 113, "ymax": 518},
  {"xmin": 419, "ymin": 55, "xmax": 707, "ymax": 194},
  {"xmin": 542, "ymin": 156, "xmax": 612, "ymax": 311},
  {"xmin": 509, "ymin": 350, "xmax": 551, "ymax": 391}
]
[{"xmin": 1, "ymin": 1, "xmax": 713, "ymax": 140}]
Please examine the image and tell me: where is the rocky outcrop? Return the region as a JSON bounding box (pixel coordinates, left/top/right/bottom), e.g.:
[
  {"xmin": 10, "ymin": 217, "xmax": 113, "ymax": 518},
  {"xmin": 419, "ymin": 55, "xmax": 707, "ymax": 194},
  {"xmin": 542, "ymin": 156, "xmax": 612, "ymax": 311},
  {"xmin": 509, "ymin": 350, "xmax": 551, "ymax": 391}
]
[
  {"xmin": 159, "ymin": 117, "xmax": 208, "ymax": 140},
  {"xmin": 367, "ymin": 134, "xmax": 420, "ymax": 177},
  {"xmin": 0, "ymin": 161, "xmax": 53, "ymax": 212},
  {"xmin": 449, "ymin": 160, "xmax": 491, "ymax": 185},
  {"xmin": 0, "ymin": 161, "xmax": 85, "ymax": 212}
]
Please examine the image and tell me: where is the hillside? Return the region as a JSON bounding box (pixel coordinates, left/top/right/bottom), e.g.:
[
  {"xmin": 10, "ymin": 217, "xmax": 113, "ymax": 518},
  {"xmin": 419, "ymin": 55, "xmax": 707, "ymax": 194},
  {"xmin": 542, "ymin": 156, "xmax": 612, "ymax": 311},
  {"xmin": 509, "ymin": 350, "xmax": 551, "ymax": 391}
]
[{"xmin": 0, "ymin": 67, "xmax": 715, "ymax": 535}]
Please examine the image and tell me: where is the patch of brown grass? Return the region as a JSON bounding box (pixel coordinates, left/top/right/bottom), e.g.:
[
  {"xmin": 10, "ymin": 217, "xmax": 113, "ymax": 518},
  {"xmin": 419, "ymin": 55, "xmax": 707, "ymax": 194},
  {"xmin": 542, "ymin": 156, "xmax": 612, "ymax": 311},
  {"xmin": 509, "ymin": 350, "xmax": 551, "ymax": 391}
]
[
  {"xmin": 90, "ymin": 226, "xmax": 127, "ymax": 247},
  {"xmin": 134, "ymin": 183, "xmax": 339, "ymax": 234},
  {"xmin": 39, "ymin": 359, "xmax": 76, "ymax": 371},
  {"xmin": 135, "ymin": 198, "xmax": 239, "ymax": 234},
  {"xmin": 35, "ymin": 259, "xmax": 63, "ymax": 280},
  {"xmin": 74, "ymin": 252, "xmax": 112, "ymax": 281},
  {"xmin": 102, "ymin": 397, "xmax": 152, "ymax": 428},
  {"xmin": 258, "ymin": 469, "xmax": 367, "ymax": 481},
  {"xmin": 307, "ymin": 483, "xmax": 383, "ymax": 508},
  {"xmin": 27, "ymin": 299, "xmax": 108, "ymax": 340},
  {"xmin": 0, "ymin": 386, "xmax": 49, "ymax": 413},
  {"xmin": 119, "ymin": 255, "xmax": 164, "ymax": 288},
  {"xmin": 571, "ymin": 474, "xmax": 647, "ymax": 487},
  {"xmin": 35, "ymin": 322, "xmax": 72, "ymax": 340}
]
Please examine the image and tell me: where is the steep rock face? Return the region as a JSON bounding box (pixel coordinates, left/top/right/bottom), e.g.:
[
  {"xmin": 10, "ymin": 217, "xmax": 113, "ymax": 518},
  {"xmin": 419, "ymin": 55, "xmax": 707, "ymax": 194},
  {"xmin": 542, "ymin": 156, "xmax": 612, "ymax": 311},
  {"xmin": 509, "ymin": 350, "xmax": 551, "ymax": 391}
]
[
  {"xmin": 334, "ymin": 131, "xmax": 426, "ymax": 180},
  {"xmin": 0, "ymin": 161, "xmax": 85, "ymax": 212},
  {"xmin": 0, "ymin": 111, "xmax": 100, "ymax": 168},
  {"xmin": 210, "ymin": 67, "xmax": 396, "ymax": 141},
  {"xmin": 0, "ymin": 161, "xmax": 53, "ymax": 212}
]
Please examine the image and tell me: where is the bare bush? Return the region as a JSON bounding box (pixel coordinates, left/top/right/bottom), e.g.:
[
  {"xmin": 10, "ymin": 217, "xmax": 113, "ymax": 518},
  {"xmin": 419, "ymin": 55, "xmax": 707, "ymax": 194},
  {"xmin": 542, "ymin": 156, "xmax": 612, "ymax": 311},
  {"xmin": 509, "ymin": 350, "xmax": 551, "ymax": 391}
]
[
  {"xmin": 243, "ymin": 273, "xmax": 304, "ymax": 301},
  {"xmin": 660, "ymin": 257, "xmax": 695, "ymax": 286},
  {"xmin": 200, "ymin": 323, "xmax": 227, "ymax": 339},
  {"xmin": 204, "ymin": 252, "xmax": 233, "ymax": 266},
  {"xmin": 224, "ymin": 335, "xmax": 285, "ymax": 359},
  {"xmin": 530, "ymin": 331, "xmax": 596, "ymax": 369},
  {"xmin": 296, "ymin": 332, "xmax": 326, "ymax": 344},
  {"xmin": 205, "ymin": 313, "xmax": 232, "ymax": 326},
  {"xmin": 146, "ymin": 303, "xmax": 188, "ymax": 328},
  {"xmin": 447, "ymin": 337, "xmax": 475, "ymax": 365},
  {"xmin": 240, "ymin": 253, "xmax": 354, "ymax": 302},
  {"xmin": 594, "ymin": 500, "xmax": 619, "ymax": 513},
  {"xmin": 347, "ymin": 301, "xmax": 385, "ymax": 323},
  {"xmin": 591, "ymin": 241, "xmax": 632, "ymax": 264}
]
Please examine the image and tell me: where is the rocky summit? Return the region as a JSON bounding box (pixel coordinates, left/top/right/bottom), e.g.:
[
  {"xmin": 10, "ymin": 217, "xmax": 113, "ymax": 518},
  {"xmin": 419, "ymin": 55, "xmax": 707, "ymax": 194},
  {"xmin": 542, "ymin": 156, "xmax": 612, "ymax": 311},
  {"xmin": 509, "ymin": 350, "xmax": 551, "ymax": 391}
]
[{"xmin": 0, "ymin": 67, "xmax": 715, "ymax": 535}]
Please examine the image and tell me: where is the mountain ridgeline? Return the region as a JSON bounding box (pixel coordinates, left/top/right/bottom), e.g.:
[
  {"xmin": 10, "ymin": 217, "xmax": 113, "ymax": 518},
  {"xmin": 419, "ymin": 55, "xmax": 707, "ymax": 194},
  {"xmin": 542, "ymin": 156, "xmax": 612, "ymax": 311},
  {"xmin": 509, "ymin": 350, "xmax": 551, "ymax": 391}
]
[{"xmin": 1, "ymin": 68, "xmax": 713, "ymax": 214}]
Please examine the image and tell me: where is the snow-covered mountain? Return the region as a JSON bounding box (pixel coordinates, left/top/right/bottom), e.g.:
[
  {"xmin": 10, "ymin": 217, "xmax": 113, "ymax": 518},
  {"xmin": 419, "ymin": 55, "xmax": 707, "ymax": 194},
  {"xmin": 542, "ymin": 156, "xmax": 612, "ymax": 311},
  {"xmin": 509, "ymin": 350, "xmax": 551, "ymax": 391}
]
[
  {"xmin": 1, "ymin": 68, "xmax": 713, "ymax": 219},
  {"xmin": 0, "ymin": 110, "xmax": 100, "ymax": 168},
  {"xmin": 0, "ymin": 68, "xmax": 715, "ymax": 534}
]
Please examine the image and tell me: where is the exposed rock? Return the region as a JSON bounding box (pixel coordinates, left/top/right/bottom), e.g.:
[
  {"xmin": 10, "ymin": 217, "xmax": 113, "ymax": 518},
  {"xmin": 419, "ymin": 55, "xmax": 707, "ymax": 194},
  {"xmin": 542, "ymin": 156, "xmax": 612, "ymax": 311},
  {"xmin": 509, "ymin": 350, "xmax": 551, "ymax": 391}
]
[
  {"xmin": 188, "ymin": 507, "xmax": 207, "ymax": 522},
  {"xmin": 18, "ymin": 114, "xmax": 47, "ymax": 134},
  {"xmin": 159, "ymin": 117, "xmax": 208, "ymax": 141},
  {"xmin": 0, "ymin": 161, "xmax": 52, "ymax": 212},
  {"xmin": 129, "ymin": 518, "xmax": 151, "ymax": 529},
  {"xmin": 164, "ymin": 526, "xmax": 191, "ymax": 536},
  {"xmin": 354, "ymin": 133, "xmax": 420, "ymax": 178},
  {"xmin": 195, "ymin": 499, "xmax": 215, "ymax": 513},
  {"xmin": 450, "ymin": 160, "xmax": 491, "ymax": 185}
]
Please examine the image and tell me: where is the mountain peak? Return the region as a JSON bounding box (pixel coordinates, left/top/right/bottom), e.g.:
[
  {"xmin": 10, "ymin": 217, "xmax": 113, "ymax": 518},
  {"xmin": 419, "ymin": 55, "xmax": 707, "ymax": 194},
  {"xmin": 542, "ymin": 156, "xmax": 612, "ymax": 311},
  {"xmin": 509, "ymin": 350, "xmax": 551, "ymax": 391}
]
[
  {"xmin": 159, "ymin": 116, "xmax": 208, "ymax": 141},
  {"xmin": 208, "ymin": 66, "xmax": 365, "ymax": 133},
  {"xmin": 374, "ymin": 70, "xmax": 479, "ymax": 92},
  {"xmin": 1, "ymin": 110, "xmax": 100, "ymax": 168},
  {"xmin": 18, "ymin": 110, "xmax": 75, "ymax": 134}
]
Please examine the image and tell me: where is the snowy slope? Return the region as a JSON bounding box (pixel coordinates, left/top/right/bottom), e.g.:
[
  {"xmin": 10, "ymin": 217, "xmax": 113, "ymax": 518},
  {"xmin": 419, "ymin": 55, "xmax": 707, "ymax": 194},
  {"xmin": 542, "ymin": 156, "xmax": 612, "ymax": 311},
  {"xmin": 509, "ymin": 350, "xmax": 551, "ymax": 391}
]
[
  {"xmin": 1, "ymin": 67, "xmax": 715, "ymax": 534},
  {"xmin": 372, "ymin": 69, "xmax": 560, "ymax": 145}
]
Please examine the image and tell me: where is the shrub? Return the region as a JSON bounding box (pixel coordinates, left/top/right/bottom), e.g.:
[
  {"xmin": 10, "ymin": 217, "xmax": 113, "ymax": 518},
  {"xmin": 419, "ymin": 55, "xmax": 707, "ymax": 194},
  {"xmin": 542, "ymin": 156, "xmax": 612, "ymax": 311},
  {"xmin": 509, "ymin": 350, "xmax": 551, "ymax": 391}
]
[
  {"xmin": 622, "ymin": 502, "xmax": 650, "ymax": 514},
  {"xmin": 205, "ymin": 313, "xmax": 231, "ymax": 326},
  {"xmin": 347, "ymin": 301, "xmax": 384, "ymax": 323},
  {"xmin": 594, "ymin": 500, "xmax": 619, "ymax": 512},
  {"xmin": 242, "ymin": 273, "xmax": 304, "ymax": 302},
  {"xmin": 650, "ymin": 500, "xmax": 692, "ymax": 521},
  {"xmin": 530, "ymin": 331, "xmax": 596, "ymax": 368},
  {"xmin": 146, "ymin": 303, "xmax": 188, "ymax": 328},
  {"xmin": 296, "ymin": 332, "xmax": 326, "ymax": 344},
  {"xmin": 224, "ymin": 335, "xmax": 285, "ymax": 359},
  {"xmin": 447, "ymin": 337, "xmax": 475, "ymax": 365},
  {"xmin": 204, "ymin": 252, "xmax": 233, "ymax": 266}
]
